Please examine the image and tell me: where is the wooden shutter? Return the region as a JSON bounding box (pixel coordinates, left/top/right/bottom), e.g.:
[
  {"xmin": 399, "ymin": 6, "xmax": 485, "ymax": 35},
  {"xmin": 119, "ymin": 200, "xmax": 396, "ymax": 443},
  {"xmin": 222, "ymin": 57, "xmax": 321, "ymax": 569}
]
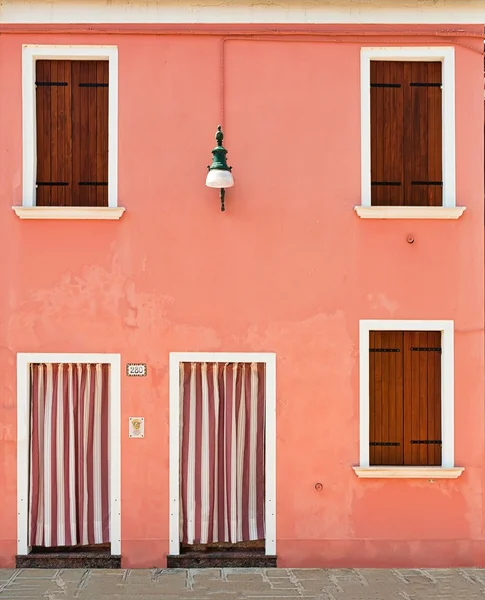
[
  {"xmin": 403, "ymin": 331, "xmax": 442, "ymax": 466},
  {"xmin": 369, "ymin": 330, "xmax": 442, "ymax": 466},
  {"xmin": 35, "ymin": 60, "xmax": 72, "ymax": 207},
  {"xmin": 369, "ymin": 331, "xmax": 404, "ymax": 466},
  {"xmin": 371, "ymin": 61, "xmax": 442, "ymax": 207},
  {"xmin": 35, "ymin": 60, "xmax": 108, "ymax": 207},
  {"xmin": 370, "ymin": 62, "xmax": 404, "ymax": 206},
  {"xmin": 72, "ymin": 61, "xmax": 109, "ymax": 207}
]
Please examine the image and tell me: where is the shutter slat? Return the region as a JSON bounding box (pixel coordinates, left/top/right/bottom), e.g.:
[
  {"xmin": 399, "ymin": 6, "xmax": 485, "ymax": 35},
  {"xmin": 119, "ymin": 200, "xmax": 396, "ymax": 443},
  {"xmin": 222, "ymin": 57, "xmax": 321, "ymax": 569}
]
[
  {"xmin": 428, "ymin": 331, "xmax": 442, "ymax": 466},
  {"xmin": 51, "ymin": 60, "xmax": 59, "ymax": 207},
  {"xmin": 418, "ymin": 331, "xmax": 428, "ymax": 465},
  {"xmin": 427, "ymin": 62, "xmax": 443, "ymax": 207},
  {"xmin": 369, "ymin": 331, "xmax": 376, "ymax": 466},
  {"xmin": 57, "ymin": 60, "xmax": 72, "ymax": 207},
  {"xmin": 96, "ymin": 61, "xmax": 109, "ymax": 208}
]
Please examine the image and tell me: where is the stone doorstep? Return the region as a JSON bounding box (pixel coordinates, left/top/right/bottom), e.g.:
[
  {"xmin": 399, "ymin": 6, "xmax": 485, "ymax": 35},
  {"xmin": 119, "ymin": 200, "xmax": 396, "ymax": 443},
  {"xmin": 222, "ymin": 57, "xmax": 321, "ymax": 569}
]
[
  {"xmin": 167, "ymin": 553, "xmax": 277, "ymax": 569},
  {"xmin": 15, "ymin": 553, "xmax": 122, "ymax": 569}
]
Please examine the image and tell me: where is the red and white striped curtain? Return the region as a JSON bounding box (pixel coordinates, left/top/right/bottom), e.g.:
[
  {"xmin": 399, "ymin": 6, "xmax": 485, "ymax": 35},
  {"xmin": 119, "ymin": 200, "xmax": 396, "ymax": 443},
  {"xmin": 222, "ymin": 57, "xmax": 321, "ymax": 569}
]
[
  {"xmin": 180, "ymin": 362, "xmax": 265, "ymax": 545},
  {"xmin": 29, "ymin": 363, "xmax": 110, "ymax": 548}
]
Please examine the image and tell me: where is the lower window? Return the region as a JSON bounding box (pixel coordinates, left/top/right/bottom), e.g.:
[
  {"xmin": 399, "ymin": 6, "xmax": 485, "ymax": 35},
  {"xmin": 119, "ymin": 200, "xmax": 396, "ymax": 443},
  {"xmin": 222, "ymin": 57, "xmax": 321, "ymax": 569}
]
[{"xmin": 369, "ymin": 330, "xmax": 441, "ymax": 467}]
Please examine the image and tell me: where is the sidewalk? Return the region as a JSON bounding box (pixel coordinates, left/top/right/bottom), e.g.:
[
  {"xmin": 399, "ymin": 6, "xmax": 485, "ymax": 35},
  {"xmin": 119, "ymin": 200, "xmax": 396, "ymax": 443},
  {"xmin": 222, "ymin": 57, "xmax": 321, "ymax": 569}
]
[{"xmin": 1, "ymin": 567, "xmax": 485, "ymax": 599}]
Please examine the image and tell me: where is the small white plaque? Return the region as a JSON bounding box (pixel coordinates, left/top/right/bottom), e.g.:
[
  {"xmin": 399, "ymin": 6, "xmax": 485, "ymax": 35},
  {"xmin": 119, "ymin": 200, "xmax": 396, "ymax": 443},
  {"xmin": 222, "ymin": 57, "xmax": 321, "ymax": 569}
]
[
  {"xmin": 129, "ymin": 417, "xmax": 144, "ymax": 438},
  {"xmin": 126, "ymin": 363, "xmax": 147, "ymax": 377}
]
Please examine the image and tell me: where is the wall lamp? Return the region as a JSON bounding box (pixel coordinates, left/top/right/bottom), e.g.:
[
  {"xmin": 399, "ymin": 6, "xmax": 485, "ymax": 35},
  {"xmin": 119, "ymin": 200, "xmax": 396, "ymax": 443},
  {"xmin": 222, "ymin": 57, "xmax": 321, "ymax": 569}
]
[{"xmin": 206, "ymin": 126, "xmax": 234, "ymax": 211}]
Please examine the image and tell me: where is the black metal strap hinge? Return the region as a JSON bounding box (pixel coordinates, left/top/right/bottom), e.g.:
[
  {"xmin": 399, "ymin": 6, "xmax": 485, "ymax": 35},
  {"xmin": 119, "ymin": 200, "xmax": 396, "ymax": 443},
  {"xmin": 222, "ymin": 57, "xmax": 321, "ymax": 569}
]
[
  {"xmin": 410, "ymin": 347, "xmax": 441, "ymax": 352},
  {"xmin": 79, "ymin": 83, "xmax": 109, "ymax": 88},
  {"xmin": 410, "ymin": 82, "xmax": 442, "ymax": 87},
  {"xmin": 370, "ymin": 442, "xmax": 401, "ymax": 447},
  {"xmin": 411, "ymin": 181, "xmax": 443, "ymax": 186},
  {"xmin": 36, "ymin": 82, "xmax": 68, "ymax": 87},
  {"xmin": 370, "ymin": 348, "xmax": 400, "ymax": 353},
  {"xmin": 371, "ymin": 83, "xmax": 401, "ymax": 88},
  {"xmin": 410, "ymin": 440, "xmax": 442, "ymax": 445}
]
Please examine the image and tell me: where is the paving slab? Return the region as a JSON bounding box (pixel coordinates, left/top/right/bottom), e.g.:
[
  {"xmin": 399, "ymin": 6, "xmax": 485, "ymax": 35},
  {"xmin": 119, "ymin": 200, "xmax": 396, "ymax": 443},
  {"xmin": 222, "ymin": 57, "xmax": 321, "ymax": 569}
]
[{"xmin": 2, "ymin": 568, "xmax": 485, "ymax": 599}]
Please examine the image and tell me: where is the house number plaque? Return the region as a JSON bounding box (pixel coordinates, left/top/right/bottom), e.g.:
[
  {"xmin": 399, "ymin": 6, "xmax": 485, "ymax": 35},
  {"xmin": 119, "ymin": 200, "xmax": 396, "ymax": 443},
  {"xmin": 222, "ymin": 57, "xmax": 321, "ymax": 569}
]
[
  {"xmin": 126, "ymin": 363, "xmax": 147, "ymax": 377},
  {"xmin": 129, "ymin": 417, "xmax": 144, "ymax": 438}
]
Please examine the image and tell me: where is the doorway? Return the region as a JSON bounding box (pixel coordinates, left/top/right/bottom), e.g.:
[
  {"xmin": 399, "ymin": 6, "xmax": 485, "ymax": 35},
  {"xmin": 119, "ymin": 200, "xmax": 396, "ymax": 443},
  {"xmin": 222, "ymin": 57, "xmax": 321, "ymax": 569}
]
[
  {"xmin": 169, "ymin": 353, "xmax": 276, "ymax": 564},
  {"xmin": 17, "ymin": 353, "xmax": 121, "ymax": 564}
]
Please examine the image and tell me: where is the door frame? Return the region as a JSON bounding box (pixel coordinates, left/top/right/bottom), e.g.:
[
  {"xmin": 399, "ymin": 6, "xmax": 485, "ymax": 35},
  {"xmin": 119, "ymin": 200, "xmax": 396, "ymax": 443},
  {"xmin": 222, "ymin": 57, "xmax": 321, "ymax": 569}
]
[
  {"xmin": 16, "ymin": 353, "xmax": 121, "ymax": 556},
  {"xmin": 169, "ymin": 352, "xmax": 276, "ymax": 556}
]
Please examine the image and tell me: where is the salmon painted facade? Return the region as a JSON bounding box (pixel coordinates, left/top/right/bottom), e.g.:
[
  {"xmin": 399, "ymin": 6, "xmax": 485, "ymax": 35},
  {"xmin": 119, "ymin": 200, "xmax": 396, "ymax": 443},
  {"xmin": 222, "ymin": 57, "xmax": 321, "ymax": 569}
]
[{"xmin": 0, "ymin": 0, "xmax": 484, "ymax": 570}]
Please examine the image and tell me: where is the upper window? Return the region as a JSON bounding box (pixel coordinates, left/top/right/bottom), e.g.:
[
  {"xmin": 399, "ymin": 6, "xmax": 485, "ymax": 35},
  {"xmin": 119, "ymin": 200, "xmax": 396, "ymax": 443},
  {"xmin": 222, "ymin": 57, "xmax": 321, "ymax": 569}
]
[
  {"xmin": 35, "ymin": 59, "xmax": 109, "ymax": 207},
  {"xmin": 16, "ymin": 45, "xmax": 123, "ymax": 219},
  {"xmin": 370, "ymin": 61, "xmax": 442, "ymax": 207},
  {"xmin": 357, "ymin": 47, "xmax": 463, "ymax": 219}
]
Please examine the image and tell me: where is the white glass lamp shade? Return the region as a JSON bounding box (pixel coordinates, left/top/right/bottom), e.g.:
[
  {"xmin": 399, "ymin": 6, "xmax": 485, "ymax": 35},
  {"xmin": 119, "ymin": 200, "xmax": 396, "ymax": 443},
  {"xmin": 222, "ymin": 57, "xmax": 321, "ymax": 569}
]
[{"xmin": 206, "ymin": 169, "xmax": 234, "ymax": 189}]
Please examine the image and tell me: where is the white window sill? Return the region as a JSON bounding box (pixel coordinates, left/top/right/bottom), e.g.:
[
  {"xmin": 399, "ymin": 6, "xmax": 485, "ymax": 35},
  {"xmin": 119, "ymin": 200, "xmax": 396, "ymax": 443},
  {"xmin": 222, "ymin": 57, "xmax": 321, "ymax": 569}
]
[
  {"xmin": 12, "ymin": 206, "xmax": 126, "ymax": 220},
  {"xmin": 353, "ymin": 466, "xmax": 465, "ymax": 479},
  {"xmin": 354, "ymin": 206, "xmax": 466, "ymax": 220}
]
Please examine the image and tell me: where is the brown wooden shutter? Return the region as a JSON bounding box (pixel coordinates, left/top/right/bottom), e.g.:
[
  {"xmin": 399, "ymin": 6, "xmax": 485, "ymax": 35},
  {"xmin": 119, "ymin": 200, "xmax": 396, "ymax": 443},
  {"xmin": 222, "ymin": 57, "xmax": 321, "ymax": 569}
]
[
  {"xmin": 370, "ymin": 62, "xmax": 404, "ymax": 206},
  {"xmin": 371, "ymin": 61, "xmax": 442, "ymax": 207},
  {"xmin": 369, "ymin": 331, "xmax": 404, "ymax": 466},
  {"xmin": 36, "ymin": 60, "xmax": 108, "ymax": 207},
  {"xmin": 35, "ymin": 60, "xmax": 72, "ymax": 207},
  {"xmin": 403, "ymin": 331, "xmax": 442, "ymax": 466},
  {"xmin": 72, "ymin": 61, "xmax": 109, "ymax": 207},
  {"xmin": 403, "ymin": 62, "xmax": 442, "ymax": 207}
]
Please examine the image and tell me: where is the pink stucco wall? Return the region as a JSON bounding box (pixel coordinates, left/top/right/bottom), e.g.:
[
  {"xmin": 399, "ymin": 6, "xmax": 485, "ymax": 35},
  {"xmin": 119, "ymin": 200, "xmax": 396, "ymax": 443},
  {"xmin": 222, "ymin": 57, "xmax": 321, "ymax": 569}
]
[{"xmin": 0, "ymin": 26, "xmax": 484, "ymax": 568}]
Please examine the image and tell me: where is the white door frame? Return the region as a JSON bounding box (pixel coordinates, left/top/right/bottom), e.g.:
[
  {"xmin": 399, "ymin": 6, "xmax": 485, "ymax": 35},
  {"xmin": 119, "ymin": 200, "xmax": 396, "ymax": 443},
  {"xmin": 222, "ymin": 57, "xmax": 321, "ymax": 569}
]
[
  {"xmin": 17, "ymin": 353, "xmax": 121, "ymax": 556},
  {"xmin": 169, "ymin": 352, "xmax": 276, "ymax": 556}
]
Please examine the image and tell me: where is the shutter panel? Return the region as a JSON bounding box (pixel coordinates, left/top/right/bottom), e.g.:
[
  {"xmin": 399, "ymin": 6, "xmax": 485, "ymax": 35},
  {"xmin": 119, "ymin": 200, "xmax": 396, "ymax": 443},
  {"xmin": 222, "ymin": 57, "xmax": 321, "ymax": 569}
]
[
  {"xmin": 35, "ymin": 60, "xmax": 72, "ymax": 206},
  {"xmin": 403, "ymin": 62, "xmax": 442, "ymax": 207},
  {"xmin": 72, "ymin": 61, "xmax": 109, "ymax": 207},
  {"xmin": 369, "ymin": 331, "xmax": 404, "ymax": 466},
  {"xmin": 403, "ymin": 331, "xmax": 442, "ymax": 466},
  {"xmin": 370, "ymin": 62, "xmax": 404, "ymax": 206}
]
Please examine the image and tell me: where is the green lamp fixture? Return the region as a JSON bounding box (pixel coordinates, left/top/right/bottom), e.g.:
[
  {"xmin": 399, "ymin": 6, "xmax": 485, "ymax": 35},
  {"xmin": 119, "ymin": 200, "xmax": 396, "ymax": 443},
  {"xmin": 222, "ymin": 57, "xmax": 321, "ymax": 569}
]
[{"xmin": 206, "ymin": 125, "xmax": 234, "ymax": 212}]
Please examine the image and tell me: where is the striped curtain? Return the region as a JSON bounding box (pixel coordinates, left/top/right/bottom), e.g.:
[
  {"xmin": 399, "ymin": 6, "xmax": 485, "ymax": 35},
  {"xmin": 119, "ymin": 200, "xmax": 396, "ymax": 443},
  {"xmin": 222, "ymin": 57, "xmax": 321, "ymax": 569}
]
[
  {"xmin": 29, "ymin": 363, "xmax": 110, "ymax": 548},
  {"xmin": 180, "ymin": 362, "xmax": 265, "ymax": 545}
]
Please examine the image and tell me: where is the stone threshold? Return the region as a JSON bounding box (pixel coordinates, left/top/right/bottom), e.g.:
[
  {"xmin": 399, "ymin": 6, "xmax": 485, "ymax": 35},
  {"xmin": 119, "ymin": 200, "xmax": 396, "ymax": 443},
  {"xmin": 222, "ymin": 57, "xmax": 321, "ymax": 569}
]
[
  {"xmin": 16, "ymin": 552, "xmax": 121, "ymax": 569},
  {"xmin": 167, "ymin": 551, "xmax": 277, "ymax": 569}
]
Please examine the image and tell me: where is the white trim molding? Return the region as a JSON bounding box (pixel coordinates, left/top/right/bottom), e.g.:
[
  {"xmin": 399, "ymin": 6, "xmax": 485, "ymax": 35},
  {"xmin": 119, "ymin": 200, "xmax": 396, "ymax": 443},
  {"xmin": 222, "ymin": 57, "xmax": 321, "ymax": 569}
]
[
  {"xmin": 12, "ymin": 206, "xmax": 126, "ymax": 220},
  {"xmin": 353, "ymin": 466, "xmax": 464, "ymax": 479},
  {"xmin": 17, "ymin": 353, "xmax": 122, "ymax": 556},
  {"xmin": 359, "ymin": 47, "xmax": 458, "ymax": 214},
  {"xmin": 21, "ymin": 45, "xmax": 120, "ymax": 211},
  {"xmin": 169, "ymin": 352, "xmax": 276, "ymax": 556},
  {"xmin": 358, "ymin": 320, "xmax": 461, "ymax": 477},
  {"xmin": 1, "ymin": 0, "xmax": 485, "ymax": 24},
  {"xmin": 354, "ymin": 206, "xmax": 466, "ymax": 220}
]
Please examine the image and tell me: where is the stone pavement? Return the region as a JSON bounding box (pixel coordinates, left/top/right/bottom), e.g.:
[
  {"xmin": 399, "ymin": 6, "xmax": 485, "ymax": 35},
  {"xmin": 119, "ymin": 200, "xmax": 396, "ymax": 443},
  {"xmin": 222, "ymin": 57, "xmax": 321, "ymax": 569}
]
[{"xmin": 2, "ymin": 568, "xmax": 485, "ymax": 600}]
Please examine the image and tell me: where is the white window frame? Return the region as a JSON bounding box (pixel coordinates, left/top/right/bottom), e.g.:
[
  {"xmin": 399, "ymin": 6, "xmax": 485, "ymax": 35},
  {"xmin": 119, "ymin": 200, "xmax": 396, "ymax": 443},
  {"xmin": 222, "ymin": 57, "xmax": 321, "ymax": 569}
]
[
  {"xmin": 15, "ymin": 45, "xmax": 124, "ymax": 220},
  {"xmin": 17, "ymin": 353, "xmax": 122, "ymax": 555},
  {"xmin": 169, "ymin": 352, "xmax": 276, "ymax": 556},
  {"xmin": 355, "ymin": 320, "xmax": 464, "ymax": 479},
  {"xmin": 356, "ymin": 47, "xmax": 465, "ymax": 220}
]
